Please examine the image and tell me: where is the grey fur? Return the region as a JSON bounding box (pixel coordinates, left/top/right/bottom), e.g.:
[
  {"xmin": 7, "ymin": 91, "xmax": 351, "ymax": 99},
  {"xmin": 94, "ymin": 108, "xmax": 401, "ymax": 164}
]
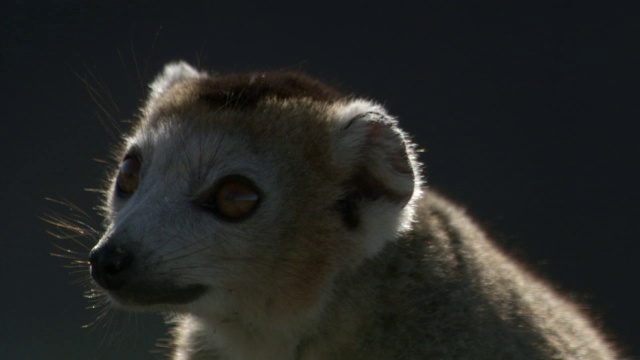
[
  {"xmin": 87, "ymin": 62, "xmax": 618, "ymax": 359},
  {"xmin": 297, "ymin": 192, "xmax": 617, "ymax": 359}
]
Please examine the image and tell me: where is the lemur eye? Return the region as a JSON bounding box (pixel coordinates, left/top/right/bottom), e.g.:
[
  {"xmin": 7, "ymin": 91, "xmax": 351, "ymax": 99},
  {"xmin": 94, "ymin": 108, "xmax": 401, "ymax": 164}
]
[
  {"xmin": 201, "ymin": 175, "xmax": 261, "ymax": 221},
  {"xmin": 115, "ymin": 155, "xmax": 141, "ymax": 197}
]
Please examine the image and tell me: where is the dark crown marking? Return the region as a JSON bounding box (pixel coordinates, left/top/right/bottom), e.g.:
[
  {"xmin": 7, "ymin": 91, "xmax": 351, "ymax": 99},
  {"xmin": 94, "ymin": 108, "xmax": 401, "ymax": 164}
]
[{"xmin": 193, "ymin": 71, "xmax": 344, "ymax": 109}]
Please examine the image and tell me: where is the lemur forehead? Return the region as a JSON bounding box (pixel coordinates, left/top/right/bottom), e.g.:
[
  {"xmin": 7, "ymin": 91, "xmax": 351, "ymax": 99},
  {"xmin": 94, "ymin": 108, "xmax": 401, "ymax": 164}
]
[
  {"xmin": 134, "ymin": 71, "xmax": 350, "ymax": 178},
  {"xmin": 139, "ymin": 70, "xmax": 349, "ymax": 154}
]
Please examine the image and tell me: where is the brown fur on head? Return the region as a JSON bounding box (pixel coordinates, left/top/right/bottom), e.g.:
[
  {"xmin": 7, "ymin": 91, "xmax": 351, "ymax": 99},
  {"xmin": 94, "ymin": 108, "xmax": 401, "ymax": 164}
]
[{"xmin": 90, "ymin": 62, "xmax": 422, "ymax": 322}]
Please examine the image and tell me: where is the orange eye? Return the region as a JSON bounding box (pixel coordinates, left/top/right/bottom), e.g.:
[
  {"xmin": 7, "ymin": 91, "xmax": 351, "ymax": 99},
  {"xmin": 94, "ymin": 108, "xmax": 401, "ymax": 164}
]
[
  {"xmin": 115, "ymin": 155, "xmax": 141, "ymax": 197},
  {"xmin": 201, "ymin": 175, "xmax": 261, "ymax": 221}
]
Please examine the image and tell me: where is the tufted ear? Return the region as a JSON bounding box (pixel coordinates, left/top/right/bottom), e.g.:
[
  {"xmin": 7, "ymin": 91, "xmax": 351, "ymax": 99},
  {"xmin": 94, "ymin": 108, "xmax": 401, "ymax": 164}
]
[
  {"xmin": 331, "ymin": 100, "xmax": 422, "ymax": 256},
  {"xmin": 333, "ymin": 100, "xmax": 419, "ymax": 207},
  {"xmin": 148, "ymin": 61, "xmax": 205, "ymax": 101}
]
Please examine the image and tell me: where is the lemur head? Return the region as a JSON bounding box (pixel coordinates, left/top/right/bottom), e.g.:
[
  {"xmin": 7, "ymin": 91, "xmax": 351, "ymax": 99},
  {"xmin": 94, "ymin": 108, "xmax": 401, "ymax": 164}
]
[{"xmin": 89, "ymin": 62, "xmax": 422, "ymax": 318}]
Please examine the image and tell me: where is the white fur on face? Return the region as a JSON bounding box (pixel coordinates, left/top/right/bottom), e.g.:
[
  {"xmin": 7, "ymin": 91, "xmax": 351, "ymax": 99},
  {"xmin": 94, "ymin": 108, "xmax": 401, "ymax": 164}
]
[{"xmin": 101, "ymin": 117, "xmax": 289, "ymax": 313}]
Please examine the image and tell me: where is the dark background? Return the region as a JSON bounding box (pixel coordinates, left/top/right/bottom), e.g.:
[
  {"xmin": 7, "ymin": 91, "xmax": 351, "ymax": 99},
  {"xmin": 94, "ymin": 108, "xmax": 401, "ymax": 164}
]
[{"xmin": 2, "ymin": 1, "xmax": 638, "ymax": 359}]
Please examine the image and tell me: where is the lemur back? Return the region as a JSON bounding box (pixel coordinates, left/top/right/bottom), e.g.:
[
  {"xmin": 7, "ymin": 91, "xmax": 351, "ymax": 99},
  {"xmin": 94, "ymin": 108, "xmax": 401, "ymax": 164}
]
[{"xmin": 85, "ymin": 62, "xmax": 618, "ymax": 359}]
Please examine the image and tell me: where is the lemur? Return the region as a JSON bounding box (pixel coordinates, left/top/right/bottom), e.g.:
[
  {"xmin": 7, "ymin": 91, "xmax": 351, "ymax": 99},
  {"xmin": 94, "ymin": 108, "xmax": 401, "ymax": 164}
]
[{"xmin": 86, "ymin": 62, "xmax": 618, "ymax": 359}]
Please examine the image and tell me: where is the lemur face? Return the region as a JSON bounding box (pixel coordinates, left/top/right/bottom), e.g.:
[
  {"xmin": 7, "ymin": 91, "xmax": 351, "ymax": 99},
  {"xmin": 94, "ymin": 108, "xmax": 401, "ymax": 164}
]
[{"xmin": 88, "ymin": 62, "xmax": 420, "ymax": 317}]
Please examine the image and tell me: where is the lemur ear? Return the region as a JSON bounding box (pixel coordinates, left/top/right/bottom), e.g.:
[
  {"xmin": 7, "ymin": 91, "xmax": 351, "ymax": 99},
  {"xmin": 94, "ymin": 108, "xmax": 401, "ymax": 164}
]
[
  {"xmin": 331, "ymin": 100, "xmax": 421, "ymax": 256},
  {"xmin": 332, "ymin": 100, "xmax": 419, "ymax": 209},
  {"xmin": 148, "ymin": 61, "xmax": 204, "ymax": 101}
]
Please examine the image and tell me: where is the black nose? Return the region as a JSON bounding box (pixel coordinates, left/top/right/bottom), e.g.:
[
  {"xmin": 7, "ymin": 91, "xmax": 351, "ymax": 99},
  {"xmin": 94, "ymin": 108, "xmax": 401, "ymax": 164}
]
[{"xmin": 89, "ymin": 245, "xmax": 134, "ymax": 290}]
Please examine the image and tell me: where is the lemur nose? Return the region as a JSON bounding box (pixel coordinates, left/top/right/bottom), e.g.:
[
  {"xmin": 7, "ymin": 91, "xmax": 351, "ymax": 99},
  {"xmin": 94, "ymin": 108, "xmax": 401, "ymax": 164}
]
[{"xmin": 89, "ymin": 244, "xmax": 134, "ymax": 290}]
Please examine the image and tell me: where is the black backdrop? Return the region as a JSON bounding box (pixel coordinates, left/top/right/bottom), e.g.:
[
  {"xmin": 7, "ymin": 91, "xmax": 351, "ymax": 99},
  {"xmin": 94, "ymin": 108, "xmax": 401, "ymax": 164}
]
[{"xmin": 2, "ymin": 1, "xmax": 638, "ymax": 359}]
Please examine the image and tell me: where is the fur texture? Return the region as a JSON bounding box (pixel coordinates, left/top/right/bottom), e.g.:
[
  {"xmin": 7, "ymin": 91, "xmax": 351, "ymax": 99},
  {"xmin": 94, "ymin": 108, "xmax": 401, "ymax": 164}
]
[{"xmin": 87, "ymin": 62, "xmax": 618, "ymax": 359}]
